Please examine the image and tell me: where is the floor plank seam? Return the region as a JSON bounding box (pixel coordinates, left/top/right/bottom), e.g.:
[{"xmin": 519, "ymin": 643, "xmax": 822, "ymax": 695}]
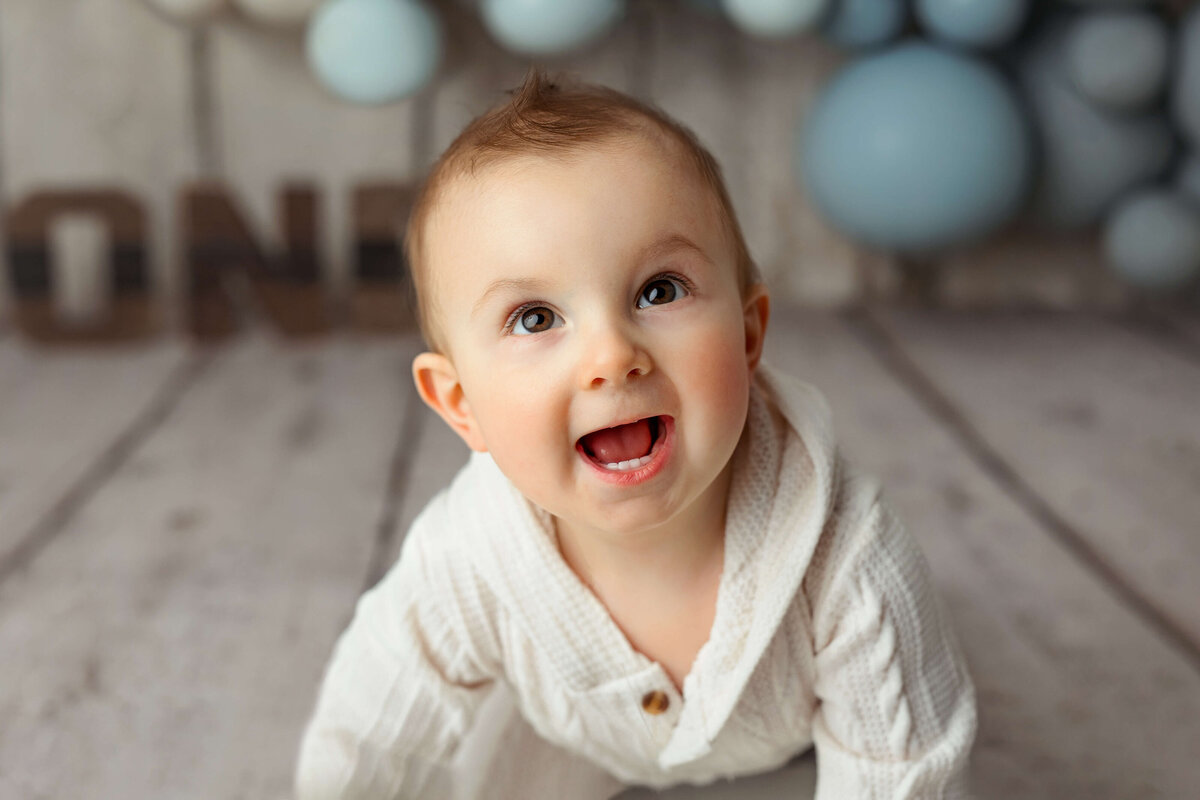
[
  {"xmin": 361, "ymin": 353, "xmax": 427, "ymax": 593},
  {"xmin": 1109, "ymin": 309, "xmax": 1200, "ymax": 370},
  {"xmin": 0, "ymin": 346, "xmax": 220, "ymax": 585},
  {"xmin": 842, "ymin": 305, "xmax": 1200, "ymax": 676}
]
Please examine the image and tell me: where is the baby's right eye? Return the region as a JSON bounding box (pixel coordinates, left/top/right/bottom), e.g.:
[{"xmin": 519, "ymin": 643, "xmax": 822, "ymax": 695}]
[{"xmin": 510, "ymin": 306, "xmax": 560, "ymax": 335}]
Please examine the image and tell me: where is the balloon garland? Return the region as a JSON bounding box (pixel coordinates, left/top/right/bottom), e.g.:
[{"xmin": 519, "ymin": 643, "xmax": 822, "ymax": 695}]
[
  {"xmin": 136, "ymin": 0, "xmax": 1200, "ymax": 293},
  {"xmin": 793, "ymin": 0, "xmax": 1199, "ymax": 292}
]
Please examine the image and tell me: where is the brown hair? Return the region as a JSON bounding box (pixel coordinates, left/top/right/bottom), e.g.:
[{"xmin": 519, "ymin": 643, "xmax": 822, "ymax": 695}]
[{"xmin": 405, "ymin": 69, "xmax": 758, "ymax": 353}]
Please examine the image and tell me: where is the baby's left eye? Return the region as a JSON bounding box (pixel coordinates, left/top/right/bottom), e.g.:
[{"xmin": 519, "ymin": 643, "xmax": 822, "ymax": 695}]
[{"xmin": 637, "ymin": 277, "xmax": 688, "ymax": 308}]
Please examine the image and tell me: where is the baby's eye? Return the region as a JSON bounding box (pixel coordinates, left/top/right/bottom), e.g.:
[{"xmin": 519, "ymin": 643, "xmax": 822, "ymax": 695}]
[
  {"xmin": 511, "ymin": 305, "xmax": 560, "ymax": 335},
  {"xmin": 637, "ymin": 276, "xmax": 688, "ymax": 308}
]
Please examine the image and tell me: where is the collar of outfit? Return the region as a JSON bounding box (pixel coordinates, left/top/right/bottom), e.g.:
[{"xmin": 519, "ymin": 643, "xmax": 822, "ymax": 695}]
[{"xmin": 449, "ymin": 362, "xmax": 839, "ymax": 772}]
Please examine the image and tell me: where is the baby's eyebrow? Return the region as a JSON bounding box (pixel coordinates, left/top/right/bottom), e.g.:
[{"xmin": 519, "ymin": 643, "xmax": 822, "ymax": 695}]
[
  {"xmin": 472, "ymin": 277, "xmax": 550, "ymax": 318},
  {"xmin": 637, "ymin": 233, "xmax": 709, "ymax": 265}
]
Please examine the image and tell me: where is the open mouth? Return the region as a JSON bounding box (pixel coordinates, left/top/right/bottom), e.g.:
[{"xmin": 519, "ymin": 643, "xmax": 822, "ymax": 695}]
[{"xmin": 577, "ymin": 415, "xmax": 669, "ymax": 472}]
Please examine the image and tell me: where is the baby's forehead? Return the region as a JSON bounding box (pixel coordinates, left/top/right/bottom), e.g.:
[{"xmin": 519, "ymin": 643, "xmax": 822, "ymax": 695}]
[
  {"xmin": 425, "ymin": 137, "xmax": 718, "ymax": 274},
  {"xmin": 451, "ymin": 128, "xmax": 691, "ymax": 197}
]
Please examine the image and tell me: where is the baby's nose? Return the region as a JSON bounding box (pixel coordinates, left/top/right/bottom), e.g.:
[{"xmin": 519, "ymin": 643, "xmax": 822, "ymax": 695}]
[{"xmin": 581, "ymin": 326, "xmax": 651, "ymax": 389}]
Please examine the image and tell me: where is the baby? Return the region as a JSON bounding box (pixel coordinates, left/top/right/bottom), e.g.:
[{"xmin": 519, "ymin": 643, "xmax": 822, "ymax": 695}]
[{"xmin": 296, "ymin": 72, "xmax": 976, "ymax": 799}]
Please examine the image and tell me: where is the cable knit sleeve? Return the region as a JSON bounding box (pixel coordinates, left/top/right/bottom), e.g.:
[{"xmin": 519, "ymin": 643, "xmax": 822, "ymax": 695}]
[
  {"xmin": 294, "ymin": 502, "xmax": 498, "ymax": 800},
  {"xmin": 805, "ymin": 473, "xmax": 976, "ymax": 799}
]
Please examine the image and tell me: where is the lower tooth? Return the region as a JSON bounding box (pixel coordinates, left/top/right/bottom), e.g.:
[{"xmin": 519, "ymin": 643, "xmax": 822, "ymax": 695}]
[{"xmin": 603, "ymin": 455, "xmax": 652, "ymax": 471}]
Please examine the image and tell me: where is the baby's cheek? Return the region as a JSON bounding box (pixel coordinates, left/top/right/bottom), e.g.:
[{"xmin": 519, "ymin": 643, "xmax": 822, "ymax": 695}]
[
  {"xmin": 689, "ymin": 326, "xmax": 752, "ymax": 412},
  {"xmin": 480, "ymin": 389, "xmax": 568, "ymax": 477}
]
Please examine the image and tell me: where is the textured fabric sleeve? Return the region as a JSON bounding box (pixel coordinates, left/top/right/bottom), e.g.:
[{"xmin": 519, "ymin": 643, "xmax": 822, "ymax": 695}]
[
  {"xmin": 805, "ymin": 478, "xmax": 976, "ymax": 800},
  {"xmin": 294, "ymin": 512, "xmax": 497, "ymax": 800}
]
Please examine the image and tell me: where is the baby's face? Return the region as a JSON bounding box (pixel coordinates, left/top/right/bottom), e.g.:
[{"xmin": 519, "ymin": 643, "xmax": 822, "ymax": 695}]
[{"xmin": 415, "ymin": 135, "xmax": 766, "ymax": 538}]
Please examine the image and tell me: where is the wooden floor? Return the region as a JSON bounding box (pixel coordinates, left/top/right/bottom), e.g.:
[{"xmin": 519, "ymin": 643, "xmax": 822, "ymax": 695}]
[{"xmin": 1, "ymin": 307, "xmax": 1198, "ymax": 800}]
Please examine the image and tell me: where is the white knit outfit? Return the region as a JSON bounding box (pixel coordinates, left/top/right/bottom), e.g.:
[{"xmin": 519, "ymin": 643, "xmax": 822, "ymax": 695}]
[{"xmin": 296, "ymin": 365, "xmax": 977, "ymax": 799}]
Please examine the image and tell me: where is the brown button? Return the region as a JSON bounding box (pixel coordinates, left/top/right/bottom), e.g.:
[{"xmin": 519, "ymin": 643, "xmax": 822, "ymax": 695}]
[{"xmin": 641, "ymin": 690, "xmax": 670, "ymax": 715}]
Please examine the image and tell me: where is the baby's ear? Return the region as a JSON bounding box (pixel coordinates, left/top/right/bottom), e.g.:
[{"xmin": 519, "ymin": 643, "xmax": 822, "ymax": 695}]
[
  {"xmin": 412, "ymin": 352, "xmax": 488, "ymax": 452},
  {"xmin": 742, "ymin": 283, "xmax": 770, "ymax": 371}
]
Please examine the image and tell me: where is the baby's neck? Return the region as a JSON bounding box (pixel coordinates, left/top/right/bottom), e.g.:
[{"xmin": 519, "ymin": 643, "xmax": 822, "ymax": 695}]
[
  {"xmin": 553, "ymin": 462, "xmax": 732, "ymax": 602},
  {"xmin": 553, "ymin": 464, "xmax": 733, "ymax": 691}
]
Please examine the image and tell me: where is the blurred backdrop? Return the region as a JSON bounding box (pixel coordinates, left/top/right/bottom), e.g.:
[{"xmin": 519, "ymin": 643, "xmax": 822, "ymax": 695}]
[
  {"xmin": 1, "ymin": 0, "xmax": 1198, "ymax": 344},
  {"xmin": 1, "ymin": 2, "xmax": 1199, "ymax": 800}
]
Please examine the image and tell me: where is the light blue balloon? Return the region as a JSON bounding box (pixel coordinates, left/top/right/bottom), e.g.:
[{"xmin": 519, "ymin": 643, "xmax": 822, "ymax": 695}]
[
  {"xmin": 481, "ymin": 0, "xmax": 625, "ymax": 56},
  {"xmin": 722, "ymin": 0, "xmax": 830, "ymax": 39},
  {"xmin": 1103, "ymin": 190, "xmax": 1200, "ymax": 290},
  {"xmin": 306, "ymin": 0, "xmax": 441, "ymax": 104},
  {"xmin": 800, "ymin": 43, "xmax": 1032, "ymax": 252},
  {"xmin": 1016, "ymin": 13, "xmax": 1175, "ymax": 228},
  {"xmin": 916, "ymin": 0, "xmax": 1031, "ymax": 49},
  {"xmin": 822, "ymin": 0, "xmax": 906, "ymax": 49},
  {"xmin": 1065, "ymin": 10, "xmax": 1169, "ymax": 113}
]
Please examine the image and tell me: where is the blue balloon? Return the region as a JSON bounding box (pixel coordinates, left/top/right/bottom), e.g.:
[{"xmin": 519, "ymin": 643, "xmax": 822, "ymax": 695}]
[
  {"xmin": 481, "ymin": 0, "xmax": 625, "ymax": 56},
  {"xmin": 722, "ymin": 0, "xmax": 830, "ymax": 39},
  {"xmin": 1065, "ymin": 10, "xmax": 1169, "ymax": 113},
  {"xmin": 1103, "ymin": 190, "xmax": 1200, "ymax": 291},
  {"xmin": 822, "ymin": 0, "xmax": 906, "ymax": 49},
  {"xmin": 1016, "ymin": 13, "xmax": 1175, "ymax": 228},
  {"xmin": 916, "ymin": 0, "xmax": 1031, "ymax": 49},
  {"xmin": 306, "ymin": 0, "xmax": 441, "ymax": 104},
  {"xmin": 800, "ymin": 43, "xmax": 1033, "ymax": 252}
]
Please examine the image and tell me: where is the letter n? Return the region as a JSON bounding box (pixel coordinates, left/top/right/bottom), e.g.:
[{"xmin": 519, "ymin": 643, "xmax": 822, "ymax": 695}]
[{"xmin": 183, "ymin": 183, "xmax": 329, "ymax": 341}]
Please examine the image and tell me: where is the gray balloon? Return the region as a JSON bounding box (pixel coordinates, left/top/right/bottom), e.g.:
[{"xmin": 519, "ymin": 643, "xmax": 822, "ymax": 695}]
[
  {"xmin": 1065, "ymin": 11, "xmax": 1169, "ymax": 113},
  {"xmin": 1173, "ymin": 5, "xmax": 1200, "ymax": 149},
  {"xmin": 1104, "ymin": 189, "xmax": 1200, "ymax": 290},
  {"xmin": 1176, "ymin": 154, "xmax": 1200, "ymax": 208},
  {"xmin": 1015, "ymin": 13, "xmax": 1175, "ymax": 228}
]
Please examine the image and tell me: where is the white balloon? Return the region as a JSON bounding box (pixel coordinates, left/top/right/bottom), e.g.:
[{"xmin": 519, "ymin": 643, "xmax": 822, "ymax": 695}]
[
  {"xmin": 722, "ymin": 0, "xmax": 830, "ymax": 39},
  {"xmin": 146, "ymin": 0, "xmax": 228, "ymax": 20},
  {"xmin": 234, "ymin": 0, "xmax": 321, "ymax": 25},
  {"xmin": 1104, "ymin": 190, "xmax": 1200, "ymax": 290}
]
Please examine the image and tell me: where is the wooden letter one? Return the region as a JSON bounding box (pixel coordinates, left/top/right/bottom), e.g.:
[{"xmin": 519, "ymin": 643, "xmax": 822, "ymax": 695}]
[
  {"xmin": 4, "ymin": 189, "xmax": 157, "ymax": 343},
  {"xmin": 183, "ymin": 182, "xmax": 330, "ymax": 341}
]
